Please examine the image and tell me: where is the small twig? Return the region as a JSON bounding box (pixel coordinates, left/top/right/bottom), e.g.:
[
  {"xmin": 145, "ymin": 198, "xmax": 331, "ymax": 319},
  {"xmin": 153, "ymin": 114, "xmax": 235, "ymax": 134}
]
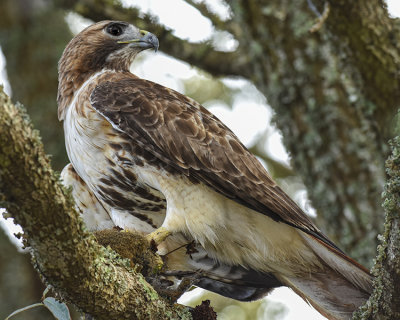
[
  {"xmin": 5, "ymin": 303, "xmax": 44, "ymax": 320},
  {"xmin": 307, "ymin": 0, "xmax": 322, "ymax": 17},
  {"xmin": 164, "ymin": 242, "xmax": 190, "ymax": 256},
  {"xmin": 41, "ymin": 285, "xmax": 51, "ymax": 300},
  {"xmin": 309, "ymin": 2, "xmax": 330, "ymax": 33}
]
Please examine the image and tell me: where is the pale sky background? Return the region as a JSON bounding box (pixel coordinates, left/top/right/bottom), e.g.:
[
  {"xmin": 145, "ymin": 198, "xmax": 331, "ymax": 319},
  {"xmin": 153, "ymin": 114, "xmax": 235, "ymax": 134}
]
[{"xmin": 0, "ymin": 1, "xmax": 399, "ymax": 319}]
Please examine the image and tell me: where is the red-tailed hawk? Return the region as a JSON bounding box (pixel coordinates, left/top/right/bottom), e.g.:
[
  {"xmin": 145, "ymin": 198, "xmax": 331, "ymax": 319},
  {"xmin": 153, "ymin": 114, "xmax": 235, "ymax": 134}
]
[{"xmin": 58, "ymin": 21, "xmax": 371, "ymax": 320}]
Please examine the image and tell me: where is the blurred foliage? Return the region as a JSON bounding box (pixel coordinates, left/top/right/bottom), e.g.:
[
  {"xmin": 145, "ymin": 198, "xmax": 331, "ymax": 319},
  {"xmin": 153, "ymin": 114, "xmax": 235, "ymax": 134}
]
[
  {"xmin": 182, "ymin": 73, "xmax": 240, "ymax": 107},
  {"xmin": 0, "ymin": 0, "xmax": 71, "ymax": 171},
  {"xmin": 248, "ymin": 130, "xmax": 295, "ymax": 180},
  {"xmin": 0, "ymin": 225, "xmax": 53, "ymax": 320}
]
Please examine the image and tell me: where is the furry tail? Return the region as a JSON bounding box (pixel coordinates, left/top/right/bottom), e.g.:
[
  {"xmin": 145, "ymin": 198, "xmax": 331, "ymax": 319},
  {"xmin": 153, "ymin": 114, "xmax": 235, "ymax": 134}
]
[{"xmin": 280, "ymin": 233, "xmax": 372, "ymax": 320}]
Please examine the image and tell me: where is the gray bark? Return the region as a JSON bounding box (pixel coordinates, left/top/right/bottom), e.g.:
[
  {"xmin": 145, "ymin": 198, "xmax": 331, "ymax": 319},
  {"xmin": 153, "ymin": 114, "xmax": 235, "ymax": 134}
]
[{"xmin": 353, "ymin": 137, "xmax": 400, "ymax": 319}]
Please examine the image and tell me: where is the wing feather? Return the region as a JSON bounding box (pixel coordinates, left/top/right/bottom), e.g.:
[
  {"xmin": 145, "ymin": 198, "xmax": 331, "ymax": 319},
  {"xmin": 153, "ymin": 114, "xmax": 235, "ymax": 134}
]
[{"xmin": 90, "ymin": 77, "xmax": 340, "ymax": 251}]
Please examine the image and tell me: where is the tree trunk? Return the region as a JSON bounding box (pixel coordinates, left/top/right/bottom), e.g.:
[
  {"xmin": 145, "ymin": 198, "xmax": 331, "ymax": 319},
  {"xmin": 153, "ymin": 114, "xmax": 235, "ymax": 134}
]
[{"xmin": 353, "ymin": 137, "xmax": 400, "ymax": 319}]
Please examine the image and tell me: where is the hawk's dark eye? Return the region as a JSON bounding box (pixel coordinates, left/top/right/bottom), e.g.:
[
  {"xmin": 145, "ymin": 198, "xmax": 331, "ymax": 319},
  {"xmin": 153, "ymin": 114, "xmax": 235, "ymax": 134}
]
[{"xmin": 106, "ymin": 24, "xmax": 123, "ymax": 36}]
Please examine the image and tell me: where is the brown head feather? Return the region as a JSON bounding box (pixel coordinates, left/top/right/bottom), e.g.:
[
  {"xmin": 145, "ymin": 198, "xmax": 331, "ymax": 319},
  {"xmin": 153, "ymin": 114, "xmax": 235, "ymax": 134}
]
[{"xmin": 58, "ymin": 20, "xmax": 157, "ymax": 120}]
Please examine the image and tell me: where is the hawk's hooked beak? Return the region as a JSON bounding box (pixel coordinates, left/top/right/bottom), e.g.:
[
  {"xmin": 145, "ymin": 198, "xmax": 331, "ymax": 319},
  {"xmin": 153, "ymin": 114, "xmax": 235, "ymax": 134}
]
[{"xmin": 118, "ymin": 30, "xmax": 159, "ymax": 52}]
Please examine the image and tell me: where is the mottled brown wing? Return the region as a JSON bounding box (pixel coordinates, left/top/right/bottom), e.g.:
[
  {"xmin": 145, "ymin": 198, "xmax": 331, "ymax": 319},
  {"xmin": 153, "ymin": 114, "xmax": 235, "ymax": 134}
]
[{"xmin": 90, "ymin": 77, "xmax": 339, "ymax": 250}]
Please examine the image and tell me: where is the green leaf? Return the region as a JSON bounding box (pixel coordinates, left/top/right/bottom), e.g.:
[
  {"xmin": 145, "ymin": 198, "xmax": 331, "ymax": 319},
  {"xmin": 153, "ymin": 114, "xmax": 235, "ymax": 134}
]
[{"xmin": 43, "ymin": 297, "xmax": 71, "ymax": 320}]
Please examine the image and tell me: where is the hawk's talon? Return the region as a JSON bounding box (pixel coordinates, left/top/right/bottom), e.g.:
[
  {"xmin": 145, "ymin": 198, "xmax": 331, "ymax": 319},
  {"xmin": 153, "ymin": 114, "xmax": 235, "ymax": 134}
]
[
  {"xmin": 146, "ymin": 227, "xmax": 172, "ymax": 247},
  {"xmin": 149, "ymin": 239, "xmax": 158, "ymax": 252}
]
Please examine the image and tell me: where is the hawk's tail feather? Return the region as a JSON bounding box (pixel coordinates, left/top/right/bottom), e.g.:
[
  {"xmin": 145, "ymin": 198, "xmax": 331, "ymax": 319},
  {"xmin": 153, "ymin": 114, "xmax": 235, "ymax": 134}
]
[
  {"xmin": 301, "ymin": 233, "xmax": 372, "ymax": 293},
  {"xmin": 281, "ymin": 270, "xmax": 370, "ymax": 320},
  {"xmin": 278, "ymin": 233, "xmax": 372, "ymax": 320}
]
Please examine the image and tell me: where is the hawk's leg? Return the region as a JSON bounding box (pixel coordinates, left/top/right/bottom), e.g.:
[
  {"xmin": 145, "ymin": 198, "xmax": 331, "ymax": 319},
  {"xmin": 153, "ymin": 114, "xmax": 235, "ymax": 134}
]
[{"xmin": 146, "ymin": 226, "xmax": 171, "ymax": 246}]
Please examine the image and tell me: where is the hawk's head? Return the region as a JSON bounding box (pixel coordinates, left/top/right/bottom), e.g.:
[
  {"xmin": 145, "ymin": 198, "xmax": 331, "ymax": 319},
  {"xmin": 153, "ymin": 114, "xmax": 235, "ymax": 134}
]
[
  {"xmin": 59, "ymin": 20, "xmax": 158, "ymax": 75},
  {"xmin": 57, "ymin": 20, "xmax": 158, "ymax": 119}
]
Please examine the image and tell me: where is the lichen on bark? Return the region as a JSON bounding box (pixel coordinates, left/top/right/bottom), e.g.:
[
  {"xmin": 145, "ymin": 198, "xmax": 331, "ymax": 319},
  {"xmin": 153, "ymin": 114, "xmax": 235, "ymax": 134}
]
[{"xmin": 353, "ymin": 137, "xmax": 400, "ymax": 320}]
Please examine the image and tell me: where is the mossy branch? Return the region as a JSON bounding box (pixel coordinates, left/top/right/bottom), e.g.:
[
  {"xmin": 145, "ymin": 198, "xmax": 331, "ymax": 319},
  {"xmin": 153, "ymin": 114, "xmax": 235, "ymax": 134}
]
[
  {"xmin": 353, "ymin": 137, "xmax": 400, "ymax": 320},
  {"xmin": 0, "ymin": 87, "xmax": 192, "ymax": 320}
]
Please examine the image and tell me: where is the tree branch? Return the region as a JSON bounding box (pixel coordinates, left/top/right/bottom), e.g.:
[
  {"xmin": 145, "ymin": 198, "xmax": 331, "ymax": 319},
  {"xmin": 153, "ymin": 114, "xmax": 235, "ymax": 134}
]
[
  {"xmin": 180, "ymin": 0, "xmax": 244, "ymax": 45},
  {"xmin": 181, "ymin": 0, "xmax": 229, "ymax": 30},
  {"xmin": 0, "ymin": 87, "xmax": 191, "ymax": 320}
]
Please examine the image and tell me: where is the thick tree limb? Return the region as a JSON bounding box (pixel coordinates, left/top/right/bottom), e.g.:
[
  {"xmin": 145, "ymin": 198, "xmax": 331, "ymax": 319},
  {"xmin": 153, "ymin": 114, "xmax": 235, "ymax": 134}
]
[
  {"xmin": 353, "ymin": 137, "xmax": 400, "ymax": 319},
  {"xmin": 317, "ymin": 0, "xmax": 400, "ymax": 140},
  {"xmin": 0, "ymin": 87, "xmax": 191, "ymax": 320}
]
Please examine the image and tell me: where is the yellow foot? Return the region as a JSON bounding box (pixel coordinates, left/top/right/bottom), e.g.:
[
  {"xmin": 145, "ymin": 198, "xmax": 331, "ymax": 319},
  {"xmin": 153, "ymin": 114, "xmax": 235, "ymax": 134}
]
[{"xmin": 146, "ymin": 227, "xmax": 172, "ymax": 247}]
